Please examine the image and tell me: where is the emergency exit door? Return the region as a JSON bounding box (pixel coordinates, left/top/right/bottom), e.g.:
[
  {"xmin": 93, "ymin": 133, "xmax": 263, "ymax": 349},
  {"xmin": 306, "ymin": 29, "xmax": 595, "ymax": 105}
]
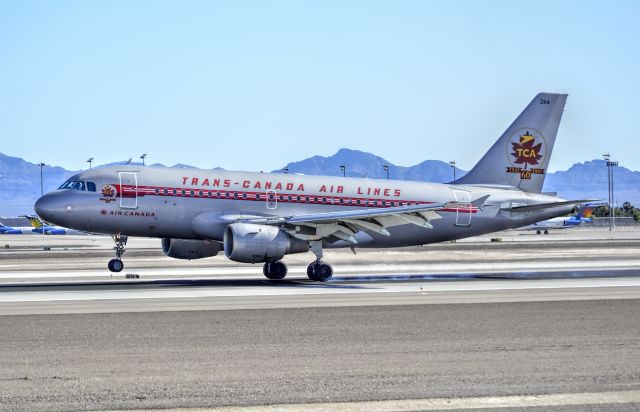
[
  {"xmin": 266, "ymin": 190, "xmax": 277, "ymax": 209},
  {"xmin": 453, "ymin": 190, "xmax": 471, "ymax": 227},
  {"xmin": 119, "ymin": 172, "xmax": 138, "ymax": 209}
]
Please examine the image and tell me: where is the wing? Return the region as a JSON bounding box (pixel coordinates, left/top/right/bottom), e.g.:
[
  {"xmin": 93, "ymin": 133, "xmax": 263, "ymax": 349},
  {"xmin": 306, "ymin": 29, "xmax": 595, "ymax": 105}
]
[{"xmin": 232, "ymin": 195, "xmax": 489, "ymax": 244}]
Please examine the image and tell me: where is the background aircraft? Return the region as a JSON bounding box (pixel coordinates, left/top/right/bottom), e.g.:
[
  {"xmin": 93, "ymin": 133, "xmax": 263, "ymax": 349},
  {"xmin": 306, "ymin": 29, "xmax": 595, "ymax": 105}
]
[
  {"xmin": 0, "ymin": 222, "xmax": 24, "ymax": 234},
  {"xmin": 35, "ymin": 93, "xmax": 589, "ymax": 280},
  {"xmin": 22, "ymin": 215, "xmax": 68, "ymax": 234},
  {"xmin": 523, "ymin": 201, "xmax": 604, "ymax": 234},
  {"xmin": 22, "ymin": 215, "xmax": 89, "ymax": 235}
]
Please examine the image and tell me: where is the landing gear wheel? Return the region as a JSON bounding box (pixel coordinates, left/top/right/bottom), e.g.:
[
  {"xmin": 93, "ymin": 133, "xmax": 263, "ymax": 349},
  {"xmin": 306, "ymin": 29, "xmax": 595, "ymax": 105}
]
[
  {"xmin": 263, "ymin": 261, "xmax": 288, "ymax": 280},
  {"xmin": 109, "ymin": 234, "xmax": 127, "ymax": 273},
  {"xmin": 108, "ymin": 259, "xmax": 124, "ymax": 273},
  {"xmin": 536, "ymin": 230, "xmax": 541, "ymax": 235},
  {"xmin": 544, "ymin": 230, "xmax": 549, "ymax": 235},
  {"xmin": 307, "ymin": 262, "xmax": 333, "ymax": 282}
]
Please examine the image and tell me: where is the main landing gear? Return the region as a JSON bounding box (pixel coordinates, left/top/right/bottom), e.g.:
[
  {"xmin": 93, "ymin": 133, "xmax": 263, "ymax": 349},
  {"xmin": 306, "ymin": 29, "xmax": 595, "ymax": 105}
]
[
  {"xmin": 108, "ymin": 234, "xmax": 127, "ymax": 273},
  {"xmin": 260, "ymin": 241, "xmax": 334, "ymax": 282},
  {"xmin": 263, "ymin": 261, "xmax": 288, "ymax": 280},
  {"xmin": 306, "ymin": 240, "xmax": 333, "ymax": 282},
  {"xmin": 307, "ymin": 261, "xmax": 333, "ymax": 282}
]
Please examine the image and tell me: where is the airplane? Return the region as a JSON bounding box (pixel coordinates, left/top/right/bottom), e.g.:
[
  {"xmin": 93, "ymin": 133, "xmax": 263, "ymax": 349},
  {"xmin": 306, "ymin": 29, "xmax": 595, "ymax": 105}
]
[
  {"xmin": 35, "ymin": 92, "xmax": 590, "ymax": 281},
  {"xmin": 522, "ymin": 202, "xmax": 603, "ymax": 234},
  {"xmin": 22, "ymin": 215, "xmax": 70, "ymax": 235},
  {"xmin": 0, "ymin": 222, "xmax": 23, "ymax": 234}
]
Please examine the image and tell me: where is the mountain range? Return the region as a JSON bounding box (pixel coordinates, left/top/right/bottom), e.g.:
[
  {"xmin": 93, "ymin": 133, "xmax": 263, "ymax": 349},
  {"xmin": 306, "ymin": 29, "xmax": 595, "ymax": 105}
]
[{"xmin": 1, "ymin": 150, "xmax": 638, "ymax": 216}]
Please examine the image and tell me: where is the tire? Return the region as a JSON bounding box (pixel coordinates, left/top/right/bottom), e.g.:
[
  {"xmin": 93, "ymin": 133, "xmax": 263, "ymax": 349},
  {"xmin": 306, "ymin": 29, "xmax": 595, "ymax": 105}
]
[
  {"xmin": 312, "ymin": 263, "xmax": 333, "ymax": 282},
  {"xmin": 108, "ymin": 259, "xmax": 124, "ymax": 273},
  {"xmin": 307, "ymin": 263, "xmax": 316, "ymax": 281},
  {"xmin": 264, "ymin": 261, "xmax": 287, "ymax": 280}
]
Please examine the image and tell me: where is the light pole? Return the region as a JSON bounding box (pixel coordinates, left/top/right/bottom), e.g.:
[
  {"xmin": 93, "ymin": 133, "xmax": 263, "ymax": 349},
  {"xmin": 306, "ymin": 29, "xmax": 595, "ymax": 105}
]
[
  {"xmin": 140, "ymin": 153, "xmax": 147, "ymax": 166},
  {"xmin": 449, "ymin": 161, "xmax": 456, "ymax": 180},
  {"xmin": 383, "ymin": 164, "xmax": 389, "ymax": 180},
  {"xmin": 37, "ymin": 163, "xmax": 45, "ymax": 197},
  {"xmin": 87, "ymin": 157, "xmax": 93, "ymax": 169},
  {"xmin": 340, "ymin": 164, "xmax": 346, "ymax": 177},
  {"xmin": 603, "ymin": 153, "xmax": 619, "ymax": 231}
]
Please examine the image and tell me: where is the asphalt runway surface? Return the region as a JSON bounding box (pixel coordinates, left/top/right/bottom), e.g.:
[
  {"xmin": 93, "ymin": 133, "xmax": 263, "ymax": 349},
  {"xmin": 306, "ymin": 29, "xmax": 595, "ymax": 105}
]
[
  {"xmin": 1, "ymin": 228, "xmax": 640, "ymax": 411},
  {"xmin": 2, "ymin": 302, "xmax": 640, "ymax": 411}
]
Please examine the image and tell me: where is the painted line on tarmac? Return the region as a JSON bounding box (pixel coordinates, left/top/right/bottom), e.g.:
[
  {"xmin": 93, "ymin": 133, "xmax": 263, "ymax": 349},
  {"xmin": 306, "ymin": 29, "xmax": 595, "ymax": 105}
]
[
  {"xmin": 3, "ymin": 277, "xmax": 640, "ymax": 303},
  {"xmin": 2, "ymin": 259, "xmax": 640, "ymax": 279},
  {"xmin": 113, "ymin": 390, "xmax": 640, "ymax": 411}
]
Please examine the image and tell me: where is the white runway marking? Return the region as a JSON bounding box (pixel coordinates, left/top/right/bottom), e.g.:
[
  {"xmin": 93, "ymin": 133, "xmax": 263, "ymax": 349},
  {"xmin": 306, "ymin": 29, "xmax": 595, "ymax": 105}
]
[
  {"xmin": 2, "ymin": 259, "xmax": 640, "ymax": 279},
  {"xmin": 113, "ymin": 390, "xmax": 640, "ymax": 411},
  {"xmin": 2, "ymin": 277, "xmax": 640, "ymax": 303}
]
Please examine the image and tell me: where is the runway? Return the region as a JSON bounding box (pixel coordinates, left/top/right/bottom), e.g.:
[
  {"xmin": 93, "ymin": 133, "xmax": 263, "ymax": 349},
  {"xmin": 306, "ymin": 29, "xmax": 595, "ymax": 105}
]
[
  {"xmin": 2, "ymin": 301, "xmax": 640, "ymax": 411},
  {"xmin": 1, "ymin": 228, "xmax": 639, "ymax": 410},
  {"xmin": 1, "ymin": 270, "xmax": 640, "ymax": 316}
]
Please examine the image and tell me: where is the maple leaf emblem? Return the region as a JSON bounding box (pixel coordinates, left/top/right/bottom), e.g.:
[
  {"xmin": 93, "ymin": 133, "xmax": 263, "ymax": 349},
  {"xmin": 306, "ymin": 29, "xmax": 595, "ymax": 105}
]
[
  {"xmin": 511, "ymin": 131, "xmax": 542, "ymax": 167},
  {"xmin": 101, "ymin": 185, "xmax": 115, "ymax": 197}
]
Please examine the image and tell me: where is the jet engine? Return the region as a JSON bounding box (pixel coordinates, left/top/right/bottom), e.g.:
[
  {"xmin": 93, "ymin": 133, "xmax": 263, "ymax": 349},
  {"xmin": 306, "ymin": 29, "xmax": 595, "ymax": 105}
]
[
  {"xmin": 161, "ymin": 238, "xmax": 222, "ymax": 260},
  {"xmin": 224, "ymin": 223, "xmax": 308, "ymax": 263}
]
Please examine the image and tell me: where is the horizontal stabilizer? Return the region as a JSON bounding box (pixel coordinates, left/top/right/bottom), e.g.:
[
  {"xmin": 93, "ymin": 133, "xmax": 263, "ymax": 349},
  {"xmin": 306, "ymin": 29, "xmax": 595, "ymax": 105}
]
[
  {"xmin": 502, "ymin": 199, "xmax": 598, "ymax": 213},
  {"xmin": 471, "ymin": 195, "xmax": 490, "ymax": 212}
]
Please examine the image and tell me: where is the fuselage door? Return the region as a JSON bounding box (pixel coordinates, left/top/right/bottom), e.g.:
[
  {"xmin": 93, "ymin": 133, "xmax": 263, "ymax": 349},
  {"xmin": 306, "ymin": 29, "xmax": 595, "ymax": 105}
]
[
  {"xmin": 266, "ymin": 190, "xmax": 277, "ymax": 209},
  {"xmin": 453, "ymin": 190, "xmax": 471, "ymax": 227},
  {"xmin": 119, "ymin": 172, "xmax": 138, "ymax": 209}
]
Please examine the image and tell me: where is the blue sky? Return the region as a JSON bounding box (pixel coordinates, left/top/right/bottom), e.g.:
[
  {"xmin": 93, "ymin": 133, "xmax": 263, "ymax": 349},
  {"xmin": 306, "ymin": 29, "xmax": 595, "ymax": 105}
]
[{"xmin": 1, "ymin": 0, "xmax": 639, "ymax": 172}]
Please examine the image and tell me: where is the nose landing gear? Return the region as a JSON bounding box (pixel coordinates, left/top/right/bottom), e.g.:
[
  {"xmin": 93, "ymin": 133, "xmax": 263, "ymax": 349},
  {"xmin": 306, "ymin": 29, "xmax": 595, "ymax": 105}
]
[{"xmin": 108, "ymin": 234, "xmax": 127, "ymax": 273}]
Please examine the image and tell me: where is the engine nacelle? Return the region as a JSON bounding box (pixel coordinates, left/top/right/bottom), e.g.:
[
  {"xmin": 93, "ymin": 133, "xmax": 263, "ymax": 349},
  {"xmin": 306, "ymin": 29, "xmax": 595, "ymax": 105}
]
[
  {"xmin": 161, "ymin": 238, "xmax": 222, "ymax": 260},
  {"xmin": 224, "ymin": 223, "xmax": 308, "ymax": 263}
]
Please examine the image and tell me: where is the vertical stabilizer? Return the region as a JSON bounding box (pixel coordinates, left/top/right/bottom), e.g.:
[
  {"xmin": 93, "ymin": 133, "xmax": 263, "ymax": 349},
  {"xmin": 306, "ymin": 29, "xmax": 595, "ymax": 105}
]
[{"xmin": 455, "ymin": 93, "xmax": 567, "ymax": 193}]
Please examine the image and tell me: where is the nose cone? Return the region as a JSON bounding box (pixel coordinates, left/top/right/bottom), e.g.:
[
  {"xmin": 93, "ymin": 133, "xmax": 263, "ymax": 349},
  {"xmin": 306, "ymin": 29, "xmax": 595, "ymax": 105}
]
[{"xmin": 34, "ymin": 191, "xmax": 69, "ymax": 225}]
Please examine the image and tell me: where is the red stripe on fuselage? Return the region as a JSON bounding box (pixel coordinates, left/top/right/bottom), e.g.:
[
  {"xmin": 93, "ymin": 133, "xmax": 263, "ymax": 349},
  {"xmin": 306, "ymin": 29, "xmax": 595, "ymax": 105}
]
[{"xmin": 113, "ymin": 184, "xmax": 479, "ymax": 213}]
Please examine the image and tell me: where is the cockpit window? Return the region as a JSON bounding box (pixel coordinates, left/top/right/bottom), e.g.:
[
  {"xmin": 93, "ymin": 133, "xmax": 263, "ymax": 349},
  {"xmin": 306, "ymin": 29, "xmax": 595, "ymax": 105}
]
[{"xmin": 58, "ymin": 180, "xmax": 96, "ymax": 192}]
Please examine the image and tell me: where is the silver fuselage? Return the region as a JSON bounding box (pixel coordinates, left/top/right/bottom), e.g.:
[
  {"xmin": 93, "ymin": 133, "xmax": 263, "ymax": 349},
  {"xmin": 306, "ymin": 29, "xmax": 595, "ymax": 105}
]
[{"xmin": 36, "ymin": 165, "xmax": 574, "ymax": 248}]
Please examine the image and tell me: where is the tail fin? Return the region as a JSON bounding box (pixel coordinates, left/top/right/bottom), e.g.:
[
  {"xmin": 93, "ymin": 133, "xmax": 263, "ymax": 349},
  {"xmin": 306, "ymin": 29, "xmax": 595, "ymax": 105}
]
[
  {"xmin": 576, "ymin": 201, "xmax": 605, "ymax": 219},
  {"xmin": 455, "ymin": 93, "xmax": 568, "ymax": 193},
  {"xmin": 24, "ymin": 215, "xmax": 44, "ymax": 228},
  {"xmin": 578, "ymin": 206, "xmax": 594, "ymax": 219}
]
